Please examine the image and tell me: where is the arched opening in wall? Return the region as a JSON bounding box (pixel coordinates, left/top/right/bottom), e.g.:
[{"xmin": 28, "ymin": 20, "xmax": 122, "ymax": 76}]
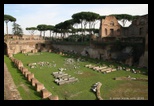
[
  {"xmin": 4, "ymin": 43, "xmax": 7, "ymax": 55},
  {"xmin": 35, "ymin": 44, "xmax": 38, "ymax": 49},
  {"xmin": 85, "ymin": 50, "xmax": 90, "ymax": 57},
  {"xmin": 105, "ymin": 28, "xmax": 107, "ymax": 35},
  {"xmin": 41, "ymin": 44, "xmax": 45, "ymax": 47},
  {"xmin": 110, "ymin": 29, "xmax": 114, "ymax": 36}
]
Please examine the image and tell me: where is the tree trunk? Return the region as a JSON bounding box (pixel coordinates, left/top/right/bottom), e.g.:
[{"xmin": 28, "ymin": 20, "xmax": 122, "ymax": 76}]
[
  {"xmin": 50, "ymin": 31, "xmax": 51, "ymax": 38},
  {"xmin": 6, "ymin": 22, "xmax": 8, "ymax": 35},
  {"xmin": 40, "ymin": 31, "xmax": 42, "ymax": 37},
  {"xmin": 43, "ymin": 31, "xmax": 45, "ymax": 39}
]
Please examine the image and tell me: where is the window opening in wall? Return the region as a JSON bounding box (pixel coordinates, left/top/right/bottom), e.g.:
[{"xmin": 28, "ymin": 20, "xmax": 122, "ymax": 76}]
[
  {"xmin": 41, "ymin": 44, "xmax": 45, "ymax": 47},
  {"xmin": 35, "ymin": 44, "xmax": 38, "ymax": 49},
  {"xmin": 110, "ymin": 21, "xmax": 114, "ymax": 26},
  {"xmin": 105, "ymin": 28, "xmax": 107, "ymax": 35},
  {"xmin": 110, "ymin": 29, "xmax": 114, "ymax": 36}
]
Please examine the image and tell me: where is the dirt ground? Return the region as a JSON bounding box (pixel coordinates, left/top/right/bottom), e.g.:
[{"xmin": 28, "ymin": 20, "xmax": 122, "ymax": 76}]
[{"xmin": 4, "ymin": 62, "xmax": 22, "ymax": 100}]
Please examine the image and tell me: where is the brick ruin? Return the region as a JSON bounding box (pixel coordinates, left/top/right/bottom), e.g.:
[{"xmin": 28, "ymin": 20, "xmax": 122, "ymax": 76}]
[
  {"xmin": 99, "ymin": 14, "xmax": 148, "ymax": 38},
  {"xmin": 4, "ymin": 35, "xmax": 53, "ymax": 55},
  {"xmin": 99, "ymin": 15, "xmax": 121, "ymax": 38}
]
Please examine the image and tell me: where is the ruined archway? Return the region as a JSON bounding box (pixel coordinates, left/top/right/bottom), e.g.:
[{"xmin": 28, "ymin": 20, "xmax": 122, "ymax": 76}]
[{"xmin": 4, "ymin": 42, "xmax": 7, "ymax": 55}]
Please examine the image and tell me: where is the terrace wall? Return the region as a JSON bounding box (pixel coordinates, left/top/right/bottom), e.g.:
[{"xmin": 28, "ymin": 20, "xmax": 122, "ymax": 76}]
[{"xmin": 52, "ymin": 44, "xmax": 88, "ymax": 54}]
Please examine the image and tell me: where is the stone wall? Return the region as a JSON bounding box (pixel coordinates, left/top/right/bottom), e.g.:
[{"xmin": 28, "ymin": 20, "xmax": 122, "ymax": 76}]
[
  {"xmin": 123, "ymin": 14, "xmax": 148, "ymax": 37},
  {"xmin": 99, "ymin": 14, "xmax": 148, "ymax": 38},
  {"xmin": 52, "ymin": 44, "xmax": 88, "ymax": 54},
  {"xmin": 5, "ymin": 39, "xmax": 52, "ymax": 55},
  {"xmin": 139, "ymin": 33, "xmax": 148, "ymax": 68}
]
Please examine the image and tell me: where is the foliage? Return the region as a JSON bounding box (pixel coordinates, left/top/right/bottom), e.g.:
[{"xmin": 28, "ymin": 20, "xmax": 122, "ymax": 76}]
[
  {"xmin": 12, "ymin": 22, "xmax": 23, "ymax": 35},
  {"xmin": 72, "ymin": 11, "xmax": 100, "ymax": 42},
  {"xmin": 4, "ymin": 14, "xmax": 16, "ymax": 22},
  {"xmin": 4, "ymin": 55, "xmax": 41, "ymax": 100},
  {"xmin": 26, "ymin": 27, "xmax": 37, "ymax": 35},
  {"xmin": 4, "ymin": 14, "xmax": 16, "ymax": 35},
  {"xmin": 47, "ymin": 25, "xmax": 54, "ymax": 38},
  {"xmin": 36, "ymin": 24, "xmax": 48, "ymax": 37}
]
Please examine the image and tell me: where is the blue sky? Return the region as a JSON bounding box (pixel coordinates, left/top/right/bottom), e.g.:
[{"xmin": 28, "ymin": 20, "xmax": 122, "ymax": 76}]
[{"xmin": 4, "ymin": 4, "xmax": 148, "ymax": 36}]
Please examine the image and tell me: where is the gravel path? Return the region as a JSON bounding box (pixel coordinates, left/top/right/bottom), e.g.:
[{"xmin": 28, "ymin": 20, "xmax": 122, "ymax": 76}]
[{"xmin": 4, "ymin": 62, "xmax": 22, "ymax": 100}]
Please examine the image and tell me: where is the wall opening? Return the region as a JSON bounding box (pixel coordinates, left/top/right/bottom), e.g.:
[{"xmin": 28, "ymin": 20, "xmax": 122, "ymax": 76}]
[
  {"xmin": 105, "ymin": 28, "xmax": 107, "ymax": 35},
  {"xmin": 110, "ymin": 21, "xmax": 114, "ymax": 26},
  {"xmin": 4, "ymin": 43, "xmax": 7, "ymax": 55},
  {"xmin": 85, "ymin": 50, "xmax": 90, "ymax": 57},
  {"xmin": 110, "ymin": 29, "xmax": 114, "ymax": 36}
]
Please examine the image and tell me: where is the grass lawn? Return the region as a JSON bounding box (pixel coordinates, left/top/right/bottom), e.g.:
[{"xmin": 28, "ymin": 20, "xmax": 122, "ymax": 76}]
[
  {"xmin": 5, "ymin": 52, "xmax": 148, "ymax": 100},
  {"xmin": 4, "ymin": 55, "xmax": 42, "ymax": 100}
]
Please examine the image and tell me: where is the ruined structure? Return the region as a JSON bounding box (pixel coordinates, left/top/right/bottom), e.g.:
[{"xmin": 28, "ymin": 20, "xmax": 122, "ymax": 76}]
[
  {"xmin": 4, "ymin": 35, "xmax": 53, "ymax": 55},
  {"xmin": 4, "ymin": 14, "xmax": 148, "ymax": 68},
  {"xmin": 99, "ymin": 14, "xmax": 148, "ymax": 38},
  {"xmin": 99, "ymin": 16, "xmax": 121, "ymax": 38}
]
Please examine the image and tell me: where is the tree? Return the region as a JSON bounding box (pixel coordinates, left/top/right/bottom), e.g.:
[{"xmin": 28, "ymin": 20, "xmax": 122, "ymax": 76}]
[
  {"xmin": 47, "ymin": 25, "xmax": 54, "ymax": 38},
  {"xmin": 12, "ymin": 22, "xmax": 23, "ymax": 36},
  {"xmin": 26, "ymin": 27, "xmax": 37, "ymax": 35},
  {"xmin": 72, "ymin": 12, "xmax": 100, "ymax": 42},
  {"xmin": 4, "ymin": 14, "xmax": 16, "ymax": 35},
  {"xmin": 36, "ymin": 24, "xmax": 48, "ymax": 38},
  {"xmin": 55, "ymin": 22, "xmax": 65, "ymax": 40},
  {"xmin": 37, "ymin": 24, "xmax": 45, "ymax": 37}
]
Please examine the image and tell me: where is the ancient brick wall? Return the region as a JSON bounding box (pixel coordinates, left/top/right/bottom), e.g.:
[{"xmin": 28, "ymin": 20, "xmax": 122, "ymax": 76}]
[
  {"xmin": 100, "ymin": 16, "xmax": 122, "ymax": 38},
  {"xmin": 5, "ymin": 39, "xmax": 52, "ymax": 55},
  {"xmin": 126, "ymin": 14, "xmax": 148, "ymax": 37}
]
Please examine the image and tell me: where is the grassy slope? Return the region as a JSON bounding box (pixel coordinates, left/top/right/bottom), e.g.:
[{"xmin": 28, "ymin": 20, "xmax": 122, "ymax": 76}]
[
  {"xmin": 4, "ymin": 55, "xmax": 42, "ymax": 100},
  {"xmin": 8, "ymin": 52, "xmax": 148, "ymax": 100}
]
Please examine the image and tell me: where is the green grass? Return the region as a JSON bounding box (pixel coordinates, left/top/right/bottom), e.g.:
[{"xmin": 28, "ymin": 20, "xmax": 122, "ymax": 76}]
[
  {"xmin": 4, "ymin": 55, "xmax": 42, "ymax": 100},
  {"xmin": 5, "ymin": 52, "xmax": 148, "ymax": 100}
]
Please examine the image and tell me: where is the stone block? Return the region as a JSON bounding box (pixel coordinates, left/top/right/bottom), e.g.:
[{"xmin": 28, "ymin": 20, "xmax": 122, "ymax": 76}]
[
  {"xmin": 31, "ymin": 78, "xmax": 38, "ymax": 86},
  {"xmin": 48, "ymin": 95, "xmax": 59, "ymax": 100},
  {"xmin": 35, "ymin": 82, "xmax": 44, "ymax": 92},
  {"xmin": 10, "ymin": 57, "xmax": 15, "ymax": 62},
  {"xmin": 27, "ymin": 73, "xmax": 34, "ymax": 82},
  {"xmin": 22, "ymin": 67, "xmax": 28, "ymax": 74},
  {"xmin": 8, "ymin": 53, "xmax": 13, "ymax": 58},
  {"xmin": 24, "ymin": 71, "xmax": 31, "ymax": 78},
  {"xmin": 48, "ymin": 49, "xmax": 52, "ymax": 52},
  {"xmin": 41, "ymin": 89, "xmax": 51, "ymax": 99},
  {"xmin": 17, "ymin": 61, "xmax": 23, "ymax": 70},
  {"xmin": 31, "ymin": 49, "xmax": 38, "ymax": 53}
]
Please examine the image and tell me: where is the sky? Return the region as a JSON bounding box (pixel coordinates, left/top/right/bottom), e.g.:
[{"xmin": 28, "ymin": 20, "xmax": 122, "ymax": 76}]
[{"xmin": 4, "ymin": 4, "xmax": 148, "ymax": 36}]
